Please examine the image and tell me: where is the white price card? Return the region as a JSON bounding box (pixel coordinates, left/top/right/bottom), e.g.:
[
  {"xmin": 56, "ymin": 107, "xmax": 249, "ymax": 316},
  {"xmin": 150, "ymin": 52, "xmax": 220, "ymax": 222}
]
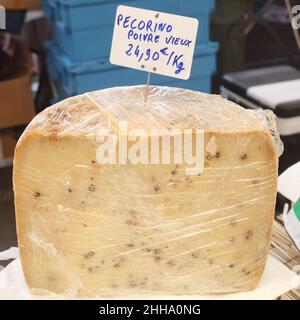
[{"xmin": 110, "ymin": 6, "xmax": 199, "ymax": 80}]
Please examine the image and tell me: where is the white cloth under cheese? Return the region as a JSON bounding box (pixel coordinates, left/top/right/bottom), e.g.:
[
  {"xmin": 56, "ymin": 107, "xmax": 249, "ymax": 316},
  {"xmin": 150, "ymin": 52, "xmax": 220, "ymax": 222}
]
[{"xmin": 13, "ymin": 86, "xmax": 282, "ymax": 297}]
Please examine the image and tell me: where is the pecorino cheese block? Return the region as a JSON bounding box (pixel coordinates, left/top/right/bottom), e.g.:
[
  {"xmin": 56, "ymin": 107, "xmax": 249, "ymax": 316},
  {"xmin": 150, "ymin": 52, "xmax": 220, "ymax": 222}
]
[{"xmin": 13, "ymin": 86, "xmax": 281, "ymax": 297}]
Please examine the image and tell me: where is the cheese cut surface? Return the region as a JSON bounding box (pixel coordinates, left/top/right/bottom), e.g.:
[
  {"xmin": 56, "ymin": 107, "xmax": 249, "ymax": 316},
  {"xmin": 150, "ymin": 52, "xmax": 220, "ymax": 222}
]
[{"xmin": 13, "ymin": 86, "xmax": 281, "ymax": 297}]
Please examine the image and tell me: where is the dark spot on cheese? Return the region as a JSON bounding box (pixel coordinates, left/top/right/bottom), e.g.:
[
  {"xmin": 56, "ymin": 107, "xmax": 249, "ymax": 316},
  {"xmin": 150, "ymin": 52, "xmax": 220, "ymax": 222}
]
[
  {"xmin": 153, "ymin": 249, "xmax": 161, "ymax": 255},
  {"xmin": 209, "ymin": 259, "xmax": 215, "ymax": 265},
  {"xmin": 47, "ymin": 276, "xmax": 56, "ymax": 283},
  {"xmin": 81, "ymin": 223, "xmax": 87, "ymax": 227},
  {"xmin": 127, "ymin": 218, "xmax": 138, "ymax": 226},
  {"xmin": 114, "ymin": 263, "xmax": 120, "ymax": 268},
  {"xmin": 246, "ymin": 271, "xmax": 251, "ymax": 275},
  {"xmin": 252, "ymin": 179, "xmax": 260, "ymax": 185},
  {"xmin": 154, "ymin": 256, "xmax": 161, "ymax": 262},
  {"xmin": 81, "ymin": 201, "xmax": 85, "ymax": 205},
  {"xmin": 229, "ymin": 237, "xmax": 235, "ymax": 243},
  {"xmin": 102, "ymin": 260, "xmax": 105, "ymax": 264},
  {"xmin": 206, "ymin": 152, "xmax": 220, "ymax": 160},
  {"xmin": 241, "ymin": 268, "xmax": 246, "ymax": 273},
  {"xmin": 167, "ymin": 260, "xmax": 175, "ymax": 266},
  {"xmin": 192, "ymin": 253, "xmax": 199, "ymax": 259},
  {"xmin": 129, "ymin": 280, "xmax": 137, "ymax": 288},
  {"xmin": 88, "ymin": 267, "xmax": 93, "ymax": 272},
  {"xmin": 91, "ymin": 160, "xmax": 96, "ymax": 164},
  {"xmin": 34, "ymin": 192, "xmax": 41, "ymax": 198},
  {"xmin": 68, "ymin": 188, "xmax": 72, "ymax": 193},
  {"xmin": 246, "ymin": 230, "xmax": 253, "ymax": 240},
  {"xmin": 127, "ymin": 243, "xmax": 135, "ymax": 248},
  {"xmin": 129, "ymin": 209, "xmax": 137, "ymax": 215},
  {"xmin": 90, "ymin": 177, "xmax": 94, "ymax": 181},
  {"xmin": 154, "ymin": 185, "xmax": 160, "ymax": 192},
  {"xmin": 88, "ymin": 184, "xmax": 96, "ymax": 192},
  {"xmin": 84, "ymin": 251, "xmax": 95, "ymax": 259},
  {"xmin": 240, "ymin": 153, "xmax": 248, "ymax": 160},
  {"xmin": 229, "ymin": 264, "xmax": 235, "ymax": 269}
]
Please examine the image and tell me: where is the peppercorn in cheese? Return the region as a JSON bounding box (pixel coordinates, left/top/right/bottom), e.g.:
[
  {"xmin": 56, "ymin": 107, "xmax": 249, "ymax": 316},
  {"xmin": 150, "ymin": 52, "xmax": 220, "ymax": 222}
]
[{"xmin": 13, "ymin": 86, "xmax": 281, "ymax": 297}]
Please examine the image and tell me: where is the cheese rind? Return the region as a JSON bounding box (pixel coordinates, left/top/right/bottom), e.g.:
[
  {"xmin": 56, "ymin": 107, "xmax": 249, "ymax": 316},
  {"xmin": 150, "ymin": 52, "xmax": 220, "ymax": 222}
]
[{"xmin": 13, "ymin": 86, "xmax": 280, "ymax": 297}]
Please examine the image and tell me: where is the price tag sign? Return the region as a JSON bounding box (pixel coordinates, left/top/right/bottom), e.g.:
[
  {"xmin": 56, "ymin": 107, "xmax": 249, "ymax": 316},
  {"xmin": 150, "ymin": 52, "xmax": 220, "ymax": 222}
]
[{"xmin": 110, "ymin": 6, "xmax": 199, "ymax": 80}]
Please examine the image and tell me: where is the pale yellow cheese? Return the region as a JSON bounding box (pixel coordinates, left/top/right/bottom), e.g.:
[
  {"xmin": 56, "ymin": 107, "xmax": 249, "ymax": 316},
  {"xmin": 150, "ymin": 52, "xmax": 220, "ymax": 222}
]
[{"xmin": 13, "ymin": 86, "xmax": 281, "ymax": 297}]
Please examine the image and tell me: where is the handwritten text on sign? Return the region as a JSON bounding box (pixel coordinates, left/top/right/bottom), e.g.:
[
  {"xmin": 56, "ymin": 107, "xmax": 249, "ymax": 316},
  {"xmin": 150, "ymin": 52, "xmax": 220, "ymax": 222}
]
[{"xmin": 110, "ymin": 6, "xmax": 199, "ymax": 80}]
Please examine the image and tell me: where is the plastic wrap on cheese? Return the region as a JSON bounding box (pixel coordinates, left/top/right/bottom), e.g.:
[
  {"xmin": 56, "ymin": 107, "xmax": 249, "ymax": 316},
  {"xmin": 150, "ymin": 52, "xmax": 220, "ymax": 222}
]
[{"xmin": 13, "ymin": 86, "xmax": 282, "ymax": 298}]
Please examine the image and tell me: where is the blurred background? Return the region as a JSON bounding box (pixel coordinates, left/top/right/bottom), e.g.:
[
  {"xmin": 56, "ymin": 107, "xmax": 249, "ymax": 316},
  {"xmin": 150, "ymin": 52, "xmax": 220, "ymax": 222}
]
[{"xmin": 0, "ymin": 0, "xmax": 300, "ymax": 278}]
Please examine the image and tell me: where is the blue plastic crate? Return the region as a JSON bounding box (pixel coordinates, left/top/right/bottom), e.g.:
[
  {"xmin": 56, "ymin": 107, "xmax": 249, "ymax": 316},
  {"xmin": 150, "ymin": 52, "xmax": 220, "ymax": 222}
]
[
  {"xmin": 43, "ymin": 0, "xmax": 57, "ymax": 20},
  {"xmin": 45, "ymin": 0, "xmax": 214, "ymax": 31},
  {"xmin": 48, "ymin": 0, "xmax": 214, "ymax": 62},
  {"xmin": 46, "ymin": 41, "xmax": 218, "ymax": 96},
  {"xmin": 52, "ymin": 13, "xmax": 211, "ymax": 62}
]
